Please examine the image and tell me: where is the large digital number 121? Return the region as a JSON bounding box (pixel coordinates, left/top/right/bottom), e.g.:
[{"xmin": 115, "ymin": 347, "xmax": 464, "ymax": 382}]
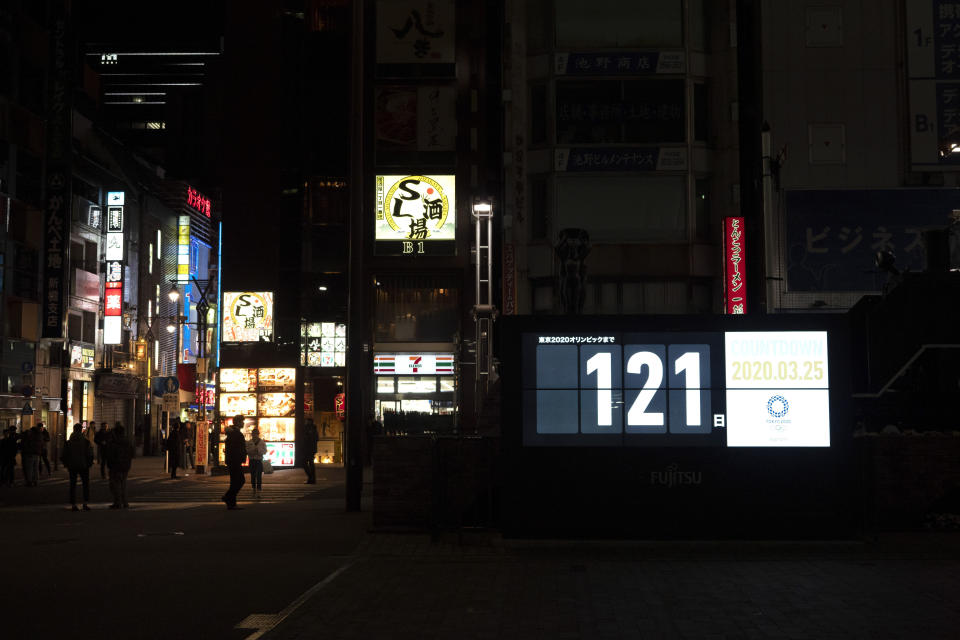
[{"xmin": 587, "ymin": 349, "xmax": 704, "ymax": 429}]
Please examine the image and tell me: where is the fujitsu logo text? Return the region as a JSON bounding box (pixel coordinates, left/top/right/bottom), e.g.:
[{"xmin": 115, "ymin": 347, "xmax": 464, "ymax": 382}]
[{"xmin": 649, "ymin": 463, "xmax": 702, "ymax": 488}]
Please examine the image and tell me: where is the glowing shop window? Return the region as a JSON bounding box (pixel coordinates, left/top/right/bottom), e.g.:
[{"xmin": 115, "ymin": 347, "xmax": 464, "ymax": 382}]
[
  {"xmin": 397, "ymin": 377, "xmax": 437, "ymax": 394},
  {"xmin": 377, "ymin": 377, "xmax": 395, "ymax": 394}
]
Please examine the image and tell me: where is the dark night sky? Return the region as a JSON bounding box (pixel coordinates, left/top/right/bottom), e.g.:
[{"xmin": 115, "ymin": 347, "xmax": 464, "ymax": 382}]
[{"xmin": 72, "ymin": 0, "xmax": 225, "ymax": 48}]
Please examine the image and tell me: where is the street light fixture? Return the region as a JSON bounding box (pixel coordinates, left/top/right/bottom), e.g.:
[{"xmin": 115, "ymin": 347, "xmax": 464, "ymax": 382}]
[{"xmin": 168, "ymin": 283, "xmax": 180, "ymax": 302}]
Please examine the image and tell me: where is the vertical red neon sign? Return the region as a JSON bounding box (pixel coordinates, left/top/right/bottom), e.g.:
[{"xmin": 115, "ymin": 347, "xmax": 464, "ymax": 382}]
[{"xmin": 724, "ymin": 217, "xmax": 746, "ymax": 314}]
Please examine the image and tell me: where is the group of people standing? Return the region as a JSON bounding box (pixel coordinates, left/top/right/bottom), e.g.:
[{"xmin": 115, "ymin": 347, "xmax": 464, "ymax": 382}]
[
  {"xmin": 163, "ymin": 419, "xmax": 198, "ymax": 479},
  {"xmin": 0, "ymin": 424, "xmax": 52, "ymax": 487},
  {"xmin": 60, "ymin": 422, "xmax": 135, "ymax": 511},
  {"xmin": 1, "ymin": 415, "xmax": 328, "ymax": 511}
]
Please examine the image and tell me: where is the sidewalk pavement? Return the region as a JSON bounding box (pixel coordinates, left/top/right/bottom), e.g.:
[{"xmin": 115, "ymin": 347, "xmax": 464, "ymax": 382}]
[
  {"xmin": 254, "ymin": 532, "xmax": 960, "ymax": 640},
  {"xmin": 10, "ymin": 453, "xmax": 346, "ymax": 483},
  {"xmin": 0, "ymin": 454, "xmax": 350, "ymax": 507}
]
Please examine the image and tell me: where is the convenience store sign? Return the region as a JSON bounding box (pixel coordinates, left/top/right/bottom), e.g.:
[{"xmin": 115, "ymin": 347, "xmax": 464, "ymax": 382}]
[{"xmin": 374, "ymin": 353, "xmax": 455, "ymax": 375}]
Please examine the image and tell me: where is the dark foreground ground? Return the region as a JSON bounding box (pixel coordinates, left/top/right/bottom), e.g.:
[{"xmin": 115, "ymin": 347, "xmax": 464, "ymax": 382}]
[{"xmin": 2, "ymin": 458, "xmax": 958, "ymax": 639}]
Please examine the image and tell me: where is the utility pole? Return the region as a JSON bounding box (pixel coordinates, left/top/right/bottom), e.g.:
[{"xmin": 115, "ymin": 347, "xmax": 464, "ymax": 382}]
[
  {"xmin": 736, "ymin": 0, "xmax": 766, "ymax": 313},
  {"xmin": 345, "ymin": 0, "xmax": 366, "ymax": 512}
]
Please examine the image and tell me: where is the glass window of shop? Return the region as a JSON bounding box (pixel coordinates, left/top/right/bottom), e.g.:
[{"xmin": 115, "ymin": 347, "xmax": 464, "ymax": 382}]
[
  {"xmin": 217, "ymin": 367, "xmax": 296, "ymax": 467},
  {"xmin": 374, "ymin": 275, "xmax": 459, "ymax": 343},
  {"xmin": 556, "ymin": 79, "xmax": 685, "ymax": 145},
  {"xmin": 374, "ymin": 354, "xmax": 457, "ymax": 435}
]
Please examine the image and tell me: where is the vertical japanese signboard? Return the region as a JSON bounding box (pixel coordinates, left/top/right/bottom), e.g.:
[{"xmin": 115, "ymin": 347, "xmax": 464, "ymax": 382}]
[
  {"xmin": 195, "ymin": 421, "xmax": 209, "ymax": 468},
  {"xmin": 177, "ymin": 215, "xmax": 190, "ymax": 283},
  {"xmin": 103, "ymin": 193, "xmax": 124, "ymax": 344},
  {"xmin": 502, "ymin": 242, "xmax": 516, "ymax": 315},
  {"xmin": 906, "ymin": 0, "xmax": 960, "ymax": 168},
  {"xmin": 724, "ymin": 217, "xmax": 746, "ymax": 314},
  {"xmin": 42, "ymin": 12, "xmax": 71, "ymax": 339},
  {"xmin": 186, "ymin": 185, "xmax": 211, "ymax": 218},
  {"xmin": 375, "ymin": 174, "xmax": 455, "ymax": 255}
]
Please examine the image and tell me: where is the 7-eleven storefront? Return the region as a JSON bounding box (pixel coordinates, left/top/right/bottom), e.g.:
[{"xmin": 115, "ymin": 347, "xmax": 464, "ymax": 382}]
[{"xmin": 373, "ymin": 352, "xmax": 457, "ymax": 435}]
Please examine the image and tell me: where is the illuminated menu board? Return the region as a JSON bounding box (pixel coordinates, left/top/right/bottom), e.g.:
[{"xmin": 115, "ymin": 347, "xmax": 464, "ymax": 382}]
[
  {"xmin": 222, "ymin": 292, "xmax": 274, "ymax": 343},
  {"xmin": 217, "ymin": 367, "xmax": 297, "ymax": 466},
  {"xmin": 257, "ymin": 367, "xmax": 295, "ymax": 390},
  {"xmin": 219, "ymin": 368, "xmax": 257, "ymax": 392},
  {"xmin": 301, "ymin": 322, "xmax": 347, "ymax": 367},
  {"xmin": 523, "ymin": 331, "xmax": 830, "ymax": 448},
  {"xmin": 219, "ymin": 393, "xmax": 256, "ymax": 416}
]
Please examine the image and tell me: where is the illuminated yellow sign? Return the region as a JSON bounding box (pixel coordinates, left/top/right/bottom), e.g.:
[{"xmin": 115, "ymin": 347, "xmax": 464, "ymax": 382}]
[
  {"xmin": 375, "ymin": 174, "xmax": 455, "ymax": 255},
  {"xmin": 222, "ymin": 292, "xmax": 274, "ymax": 343},
  {"xmin": 178, "ymin": 215, "xmax": 190, "ymax": 283}
]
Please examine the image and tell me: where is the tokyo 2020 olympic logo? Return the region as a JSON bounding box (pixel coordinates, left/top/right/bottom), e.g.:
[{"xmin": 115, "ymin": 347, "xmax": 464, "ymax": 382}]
[{"xmin": 766, "ymin": 395, "xmax": 789, "ymax": 418}]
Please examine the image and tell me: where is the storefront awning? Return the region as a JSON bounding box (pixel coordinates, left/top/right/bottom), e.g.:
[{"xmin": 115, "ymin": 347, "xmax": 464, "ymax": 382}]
[{"xmin": 96, "ymin": 373, "xmax": 140, "ymax": 398}]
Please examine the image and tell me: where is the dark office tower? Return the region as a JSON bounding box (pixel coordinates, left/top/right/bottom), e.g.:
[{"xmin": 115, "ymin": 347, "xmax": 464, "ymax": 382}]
[
  {"xmin": 74, "ymin": 0, "xmax": 223, "ymax": 182},
  {"xmin": 213, "ymin": 1, "xmax": 354, "ymax": 469},
  {"xmin": 503, "ymin": 2, "xmax": 733, "ymax": 317}
]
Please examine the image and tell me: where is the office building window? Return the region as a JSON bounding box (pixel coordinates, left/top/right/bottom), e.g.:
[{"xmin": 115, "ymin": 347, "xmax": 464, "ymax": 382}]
[
  {"xmin": 556, "ymin": 0, "xmax": 682, "ymax": 48},
  {"xmin": 556, "ymin": 175, "xmax": 686, "ymax": 242},
  {"xmin": 529, "ymin": 176, "xmax": 548, "ymax": 240},
  {"xmin": 530, "ymin": 84, "xmax": 547, "ymax": 145},
  {"xmin": 82, "ymin": 311, "xmax": 95, "ymax": 344},
  {"xmin": 694, "ymin": 83, "xmax": 709, "ymax": 142},
  {"xmin": 695, "ymin": 178, "xmax": 711, "ymax": 241},
  {"xmin": 557, "ymin": 79, "xmax": 685, "ymax": 144}
]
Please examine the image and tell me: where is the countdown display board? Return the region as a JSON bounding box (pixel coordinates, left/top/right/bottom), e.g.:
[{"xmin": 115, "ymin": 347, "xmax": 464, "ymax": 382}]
[
  {"xmin": 524, "ymin": 330, "xmax": 829, "ymax": 447},
  {"xmin": 502, "ymin": 315, "xmax": 853, "ymax": 539}
]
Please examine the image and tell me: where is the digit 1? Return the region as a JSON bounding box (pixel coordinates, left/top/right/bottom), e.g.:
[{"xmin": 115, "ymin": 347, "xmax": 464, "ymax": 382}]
[
  {"xmin": 585, "ymin": 351, "xmax": 612, "ymax": 426},
  {"xmin": 674, "ymin": 351, "xmax": 701, "ymax": 426},
  {"xmin": 417, "ymin": 241, "xmax": 425, "ymax": 254}
]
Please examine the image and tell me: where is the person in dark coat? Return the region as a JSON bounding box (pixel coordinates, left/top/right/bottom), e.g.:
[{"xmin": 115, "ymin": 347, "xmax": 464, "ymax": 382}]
[
  {"xmin": 166, "ymin": 420, "xmax": 181, "ymax": 479},
  {"xmin": 106, "ymin": 424, "xmax": 134, "ymax": 509},
  {"xmin": 19, "ymin": 426, "xmax": 42, "ymax": 487},
  {"xmin": 221, "ymin": 415, "xmax": 247, "ymax": 509},
  {"xmin": 0, "ymin": 427, "xmax": 18, "ymax": 487},
  {"xmin": 38, "ymin": 423, "xmax": 51, "ymax": 476},
  {"xmin": 61, "ymin": 423, "xmax": 94, "ymax": 511},
  {"xmin": 298, "ymin": 418, "xmax": 319, "ymax": 484},
  {"xmin": 94, "ymin": 423, "xmax": 109, "ymax": 479}
]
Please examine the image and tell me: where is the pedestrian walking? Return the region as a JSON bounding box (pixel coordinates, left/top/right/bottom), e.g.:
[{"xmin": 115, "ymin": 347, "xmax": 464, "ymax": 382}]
[
  {"xmin": 221, "ymin": 415, "xmax": 247, "ymax": 509},
  {"xmin": 183, "ymin": 423, "xmax": 194, "ymax": 470},
  {"xmin": 246, "ymin": 427, "xmax": 267, "ymax": 499},
  {"xmin": 61, "ymin": 423, "xmax": 94, "ymax": 511},
  {"xmin": 106, "ymin": 424, "xmax": 134, "ymax": 509},
  {"xmin": 166, "ymin": 420, "xmax": 181, "ymax": 479},
  {"xmin": 19, "ymin": 426, "xmax": 41, "ymax": 487},
  {"xmin": 94, "ymin": 422, "xmax": 109, "ymax": 479},
  {"xmin": 0, "ymin": 427, "xmax": 18, "ymax": 487},
  {"xmin": 298, "ymin": 418, "xmax": 319, "ymax": 484},
  {"xmin": 38, "ymin": 423, "xmax": 51, "ymax": 476}
]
